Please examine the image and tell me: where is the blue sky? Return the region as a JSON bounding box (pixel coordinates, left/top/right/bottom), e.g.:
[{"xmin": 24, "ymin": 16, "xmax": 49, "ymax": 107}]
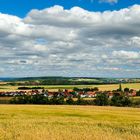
[
  {"xmin": 0, "ymin": 0, "xmax": 140, "ymax": 77},
  {"xmin": 0, "ymin": 0, "xmax": 140, "ymax": 17}
]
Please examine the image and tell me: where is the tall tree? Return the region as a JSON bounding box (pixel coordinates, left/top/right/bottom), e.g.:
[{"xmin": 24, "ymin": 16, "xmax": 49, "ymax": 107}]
[{"xmin": 118, "ymin": 83, "xmax": 122, "ymax": 92}]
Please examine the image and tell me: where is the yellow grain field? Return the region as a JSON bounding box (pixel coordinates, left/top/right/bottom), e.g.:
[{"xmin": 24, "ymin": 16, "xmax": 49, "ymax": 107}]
[
  {"xmin": 0, "ymin": 105, "xmax": 140, "ymax": 140},
  {"xmin": 0, "ymin": 83, "xmax": 140, "ymax": 92}
]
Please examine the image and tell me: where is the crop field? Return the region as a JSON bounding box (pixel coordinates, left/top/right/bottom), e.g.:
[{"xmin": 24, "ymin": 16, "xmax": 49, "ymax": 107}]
[
  {"xmin": 0, "ymin": 83, "xmax": 140, "ymax": 92},
  {"xmin": 0, "ymin": 97, "xmax": 12, "ymax": 104},
  {"xmin": 0, "ymin": 105, "xmax": 140, "ymax": 140}
]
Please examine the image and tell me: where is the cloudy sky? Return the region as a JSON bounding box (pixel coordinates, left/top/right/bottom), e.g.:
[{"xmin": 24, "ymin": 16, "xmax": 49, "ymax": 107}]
[{"xmin": 0, "ymin": 0, "xmax": 140, "ymax": 78}]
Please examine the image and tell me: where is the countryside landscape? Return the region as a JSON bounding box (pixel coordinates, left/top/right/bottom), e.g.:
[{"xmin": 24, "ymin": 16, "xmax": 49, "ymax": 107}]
[
  {"xmin": 1, "ymin": 0, "xmax": 140, "ymax": 140},
  {"xmin": 0, "ymin": 77, "xmax": 140, "ymax": 139}
]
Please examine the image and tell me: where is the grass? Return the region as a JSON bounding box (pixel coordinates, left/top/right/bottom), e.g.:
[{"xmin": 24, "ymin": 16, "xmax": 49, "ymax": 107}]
[
  {"xmin": 0, "ymin": 105, "xmax": 140, "ymax": 140},
  {"xmin": 0, "ymin": 83, "xmax": 140, "ymax": 91}
]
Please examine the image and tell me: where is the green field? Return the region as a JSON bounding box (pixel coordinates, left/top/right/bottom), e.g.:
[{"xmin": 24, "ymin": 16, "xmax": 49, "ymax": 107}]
[
  {"xmin": 0, "ymin": 83, "xmax": 140, "ymax": 91},
  {"xmin": 0, "ymin": 105, "xmax": 140, "ymax": 140}
]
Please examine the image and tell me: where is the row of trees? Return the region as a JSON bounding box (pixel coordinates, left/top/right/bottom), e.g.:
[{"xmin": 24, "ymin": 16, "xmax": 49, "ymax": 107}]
[
  {"xmin": 95, "ymin": 93, "xmax": 131, "ymax": 106},
  {"xmin": 73, "ymin": 87, "xmax": 99, "ymax": 92},
  {"xmin": 10, "ymin": 93, "xmax": 132, "ymax": 107},
  {"xmin": 18, "ymin": 87, "xmax": 44, "ymax": 90}
]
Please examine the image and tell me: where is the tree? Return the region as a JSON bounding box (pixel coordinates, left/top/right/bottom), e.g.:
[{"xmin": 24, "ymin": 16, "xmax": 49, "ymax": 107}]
[
  {"xmin": 57, "ymin": 96, "xmax": 65, "ymax": 105},
  {"xmin": 70, "ymin": 91, "xmax": 77, "ymax": 97},
  {"xmin": 92, "ymin": 87, "xmax": 99, "ymax": 92},
  {"xmin": 66, "ymin": 97, "xmax": 75, "ymax": 105},
  {"xmin": 136, "ymin": 90, "xmax": 140, "ymax": 96},
  {"xmin": 110, "ymin": 94, "xmax": 131, "ymax": 107},
  {"xmin": 73, "ymin": 87, "xmax": 80, "ymax": 92},
  {"xmin": 83, "ymin": 88, "xmax": 91, "ymax": 92},
  {"xmin": 50, "ymin": 93, "xmax": 58, "ymax": 104},
  {"xmin": 31, "ymin": 94, "xmax": 47, "ymax": 104},
  {"xmin": 118, "ymin": 84, "xmax": 122, "ymax": 92},
  {"xmin": 94, "ymin": 93, "xmax": 109, "ymax": 106},
  {"xmin": 10, "ymin": 95, "xmax": 31, "ymax": 104},
  {"xmin": 124, "ymin": 88, "xmax": 129, "ymax": 92},
  {"xmin": 76, "ymin": 95, "xmax": 84, "ymax": 105}
]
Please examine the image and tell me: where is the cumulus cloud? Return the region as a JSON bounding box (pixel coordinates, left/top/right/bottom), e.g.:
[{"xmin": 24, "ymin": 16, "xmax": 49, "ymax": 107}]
[{"xmin": 0, "ymin": 5, "xmax": 140, "ymax": 77}]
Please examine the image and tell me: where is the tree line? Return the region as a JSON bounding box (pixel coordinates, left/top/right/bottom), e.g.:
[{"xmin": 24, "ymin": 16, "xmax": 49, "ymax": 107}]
[{"xmin": 10, "ymin": 93, "xmax": 132, "ymax": 107}]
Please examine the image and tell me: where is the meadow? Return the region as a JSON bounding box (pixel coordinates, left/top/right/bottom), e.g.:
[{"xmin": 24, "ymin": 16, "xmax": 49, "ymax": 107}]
[
  {"xmin": 0, "ymin": 105, "xmax": 140, "ymax": 140},
  {"xmin": 0, "ymin": 83, "xmax": 140, "ymax": 91}
]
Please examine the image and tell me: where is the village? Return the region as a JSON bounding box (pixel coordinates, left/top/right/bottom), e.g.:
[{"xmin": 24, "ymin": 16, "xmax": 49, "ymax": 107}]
[{"xmin": 0, "ymin": 84, "xmax": 138, "ymax": 98}]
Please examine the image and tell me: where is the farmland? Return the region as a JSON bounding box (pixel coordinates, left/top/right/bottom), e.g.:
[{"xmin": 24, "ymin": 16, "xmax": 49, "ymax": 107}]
[
  {"xmin": 0, "ymin": 83, "xmax": 140, "ymax": 91},
  {"xmin": 0, "ymin": 105, "xmax": 140, "ymax": 140}
]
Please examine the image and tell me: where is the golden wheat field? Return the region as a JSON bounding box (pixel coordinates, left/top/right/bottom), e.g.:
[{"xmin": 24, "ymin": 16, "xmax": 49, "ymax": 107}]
[
  {"xmin": 0, "ymin": 105, "xmax": 140, "ymax": 140},
  {"xmin": 0, "ymin": 83, "xmax": 140, "ymax": 92}
]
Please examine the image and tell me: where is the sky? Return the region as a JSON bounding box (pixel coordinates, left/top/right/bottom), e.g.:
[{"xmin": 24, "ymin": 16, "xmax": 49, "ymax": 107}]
[
  {"xmin": 0, "ymin": 0, "xmax": 140, "ymax": 77},
  {"xmin": 0, "ymin": 0, "xmax": 140, "ymax": 17}
]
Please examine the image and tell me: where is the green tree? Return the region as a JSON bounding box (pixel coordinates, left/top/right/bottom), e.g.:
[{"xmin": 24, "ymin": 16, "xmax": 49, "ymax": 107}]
[
  {"xmin": 76, "ymin": 95, "xmax": 84, "ymax": 105},
  {"xmin": 92, "ymin": 87, "xmax": 99, "ymax": 92},
  {"xmin": 118, "ymin": 83, "xmax": 122, "ymax": 92},
  {"xmin": 124, "ymin": 88, "xmax": 129, "ymax": 92},
  {"xmin": 110, "ymin": 94, "xmax": 131, "ymax": 107},
  {"xmin": 10, "ymin": 95, "xmax": 31, "ymax": 104},
  {"xmin": 31, "ymin": 94, "xmax": 48, "ymax": 104},
  {"xmin": 94, "ymin": 93, "xmax": 109, "ymax": 106},
  {"xmin": 136, "ymin": 90, "xmax": 140, "ymax": 96},
  {"xmin": 57, "ymin": 96, "xmax": 65, "ymax": 105},
  {"xmin": 66, "ymin": 97, "xmax": 75, "ymax": 105},
  {"xmin": 73, "ymin": 87, "xmax": 80, "ymax": 92}
]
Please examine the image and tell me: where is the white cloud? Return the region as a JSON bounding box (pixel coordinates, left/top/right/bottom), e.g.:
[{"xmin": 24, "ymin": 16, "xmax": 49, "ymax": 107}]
[
  {"xmin": 0, "ymin": 5, "xmax": 140, "ymax": 77},
  {"xmin": 99, "ymin": 0, "xmax": 118, "ymax": 4},
  {"xmin": 112, "ymin": 50, "xmax": 140, "ymax": 59}
]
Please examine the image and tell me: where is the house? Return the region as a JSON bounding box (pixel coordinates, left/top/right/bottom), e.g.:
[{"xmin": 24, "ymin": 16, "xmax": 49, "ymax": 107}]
[
  {"xmin": 129, "ymin": 89, "xmax": 136, "ymax": 97},
  {"xmin": 108, "ymin": 92, "xmax": 114, "ymax": 98},
  {"xmin": 86, "ymin": 91, "xmax": 96, "ymax": 98}
]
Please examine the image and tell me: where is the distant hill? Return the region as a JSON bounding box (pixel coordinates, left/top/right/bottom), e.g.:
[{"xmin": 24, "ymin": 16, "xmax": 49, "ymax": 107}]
[
  {"xmin": 0, "ymin": 76, "xmax": 140, "ymax": 85},
  {"xmin": 0, "ymin": 78, "xmax": 16, "ymax": 81}
]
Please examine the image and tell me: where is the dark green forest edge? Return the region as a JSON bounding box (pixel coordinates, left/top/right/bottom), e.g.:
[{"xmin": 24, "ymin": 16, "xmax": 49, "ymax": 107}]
[{"xmin": 1, "ymin": 76, "xmax": 140, "ymax": 85}]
